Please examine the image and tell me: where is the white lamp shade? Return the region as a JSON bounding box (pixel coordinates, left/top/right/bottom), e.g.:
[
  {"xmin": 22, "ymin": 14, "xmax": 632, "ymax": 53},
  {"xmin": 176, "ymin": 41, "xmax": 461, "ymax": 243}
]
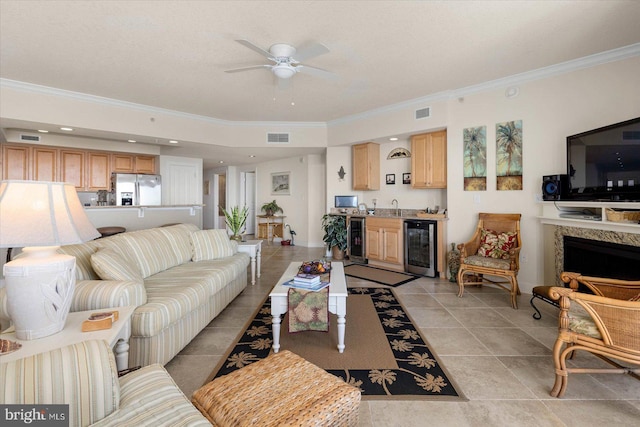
[{"xmin": 0, "ymin": 180, "xmax": 100, "ymax": 247}]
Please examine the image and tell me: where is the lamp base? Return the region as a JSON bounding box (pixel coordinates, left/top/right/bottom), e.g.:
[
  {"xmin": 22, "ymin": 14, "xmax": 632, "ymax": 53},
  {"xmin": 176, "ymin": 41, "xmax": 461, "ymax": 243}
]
[{"xmin": 3, "ymin": 249, "xmax": 76, "ymax": 340}]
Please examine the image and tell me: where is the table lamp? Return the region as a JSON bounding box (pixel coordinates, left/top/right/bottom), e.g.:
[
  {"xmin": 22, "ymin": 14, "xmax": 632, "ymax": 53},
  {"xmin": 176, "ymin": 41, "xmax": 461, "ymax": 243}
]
[{"xmin": 0, "ymin": 180, "xmax": 100, "ymax": 340}]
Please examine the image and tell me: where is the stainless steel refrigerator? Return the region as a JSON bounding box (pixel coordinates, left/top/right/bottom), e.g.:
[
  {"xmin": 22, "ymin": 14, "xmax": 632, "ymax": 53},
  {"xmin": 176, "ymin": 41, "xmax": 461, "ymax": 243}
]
[{"xmin": 111, "ymin": 173, "xmax": 162, "ymax": 206}]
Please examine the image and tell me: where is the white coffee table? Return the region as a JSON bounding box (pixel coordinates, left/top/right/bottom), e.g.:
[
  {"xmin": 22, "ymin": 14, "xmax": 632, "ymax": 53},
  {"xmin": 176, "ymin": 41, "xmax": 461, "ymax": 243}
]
[
  {"xmin": 238, "ymin": 239, "xmax": 262, "ymax": 285},
  {"xmin": 269, "ymin": 261, "xmax": 347, "ymax": 353},
  {"xmin": 0, "ymin": 306, "xmax": 135, "ymax": 371}
]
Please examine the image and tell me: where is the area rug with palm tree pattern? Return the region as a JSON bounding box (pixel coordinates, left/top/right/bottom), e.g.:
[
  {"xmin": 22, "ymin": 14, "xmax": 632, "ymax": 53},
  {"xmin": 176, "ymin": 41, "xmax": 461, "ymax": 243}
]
[{"xmin": 205, "ymin": 287, "xmax": 465, "ymax": 400}]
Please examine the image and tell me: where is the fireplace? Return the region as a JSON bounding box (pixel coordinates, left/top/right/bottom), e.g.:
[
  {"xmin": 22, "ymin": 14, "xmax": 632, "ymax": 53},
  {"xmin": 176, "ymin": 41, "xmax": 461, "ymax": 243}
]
[
  {"xmin": 563, "ymin": 236, "xmax": 640, "ymax": 281},
  {"xmin": 554, "ymin": 226, "xmax": 640, "ymax": 286}
]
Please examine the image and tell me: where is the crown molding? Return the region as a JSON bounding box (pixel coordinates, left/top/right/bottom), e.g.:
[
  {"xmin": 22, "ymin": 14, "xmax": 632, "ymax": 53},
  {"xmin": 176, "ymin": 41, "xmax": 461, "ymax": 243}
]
[
  {"xmin": 0, "ymin": 78, "xmax": 326, "ymax": 129},
  {"xmin": 328, "ymin": 43, "xmax": 640, "ymax": 127}
]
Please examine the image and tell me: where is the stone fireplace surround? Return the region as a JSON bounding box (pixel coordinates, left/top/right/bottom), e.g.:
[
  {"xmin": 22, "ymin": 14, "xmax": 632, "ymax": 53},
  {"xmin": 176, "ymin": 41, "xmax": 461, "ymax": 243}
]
[{"xmin": 553, "ymin": 225, "xmax": 640, "ymax": 286}]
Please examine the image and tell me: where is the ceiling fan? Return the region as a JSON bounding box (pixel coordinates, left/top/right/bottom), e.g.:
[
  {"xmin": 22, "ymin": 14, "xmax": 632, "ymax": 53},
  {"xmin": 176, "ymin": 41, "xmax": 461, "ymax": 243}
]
[{"xmin": 225, "ymin": 40, "xmax": 335, "ymax": 86}]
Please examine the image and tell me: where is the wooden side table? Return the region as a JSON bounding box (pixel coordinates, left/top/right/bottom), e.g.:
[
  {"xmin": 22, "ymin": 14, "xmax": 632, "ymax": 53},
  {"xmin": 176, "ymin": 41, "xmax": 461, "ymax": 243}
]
[
  {"xmin": 256, "ymin": 215, "xmax": 286, "ymax": 242},
  {"xmin": 1, "ymin": 306, "xmax": 135, "ymax": 371},
  {"xmin": 237, "ymin": 240, "xmax": 262, "ymax": 285}
]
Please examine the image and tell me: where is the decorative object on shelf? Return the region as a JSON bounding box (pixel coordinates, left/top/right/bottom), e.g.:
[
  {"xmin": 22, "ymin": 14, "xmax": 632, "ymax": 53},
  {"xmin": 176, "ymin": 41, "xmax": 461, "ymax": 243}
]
[
  {"xmin": 387, "ymin": 147, "xmax": 411, "ymax": 159},
  {"xmin": 385, "ymin": 174, "xmax": 395, "ymax": 185},
  {"xmin": 447, "ymin": 243, "xmax": 461, "ymax": 283},
  {"xmin": 271, "ymin": 171, "xmax": 290, "ymax": 195},
  {"xmin": 321, "ymin": 214, "xmax": 347, "ymax": 260},
  {"xmin": 496, "ymin": 120, "xmax": 523, "ymax": 191},
  {"xmin": 0, "ymin": 180, "xmax": 101, "ymax": 340},
  {"xmin": 463, "ymin": 126, "xmax": 487, "ymax": 191},
  {"xmin": 337, "ymin": 166, "xmax": 346, "ymax": 181},
  {"xmin": 221, "ymin": 205, "xmax": 249, "ymax": 241},
  {"xmin": 402, "ymin": 173, "xmax": 411, "ymax": 184},
  {"xmin": 261, "ymin": 200, "xmax": 283, "ymax": 217}
]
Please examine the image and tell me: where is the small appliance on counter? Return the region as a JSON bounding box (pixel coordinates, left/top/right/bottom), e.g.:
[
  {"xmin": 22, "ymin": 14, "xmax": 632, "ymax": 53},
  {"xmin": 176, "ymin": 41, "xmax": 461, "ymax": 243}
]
[{"xmin": 111, "ymin": 173, "xmax": 162, "ymax": 206}]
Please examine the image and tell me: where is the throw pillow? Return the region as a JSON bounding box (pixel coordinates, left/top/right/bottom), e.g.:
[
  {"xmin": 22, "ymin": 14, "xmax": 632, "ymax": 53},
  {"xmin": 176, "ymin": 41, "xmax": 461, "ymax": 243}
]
[
  {"xmin": 477, "ymin": 229, "xmax": 517, "ymax": 260},
  {"xmin": 191, "ymin": 229, "xmax": 235, "ymax": 261},
  {"xmin": 91, "ymin": 247, "xmax": 144, "ymax": 282}
]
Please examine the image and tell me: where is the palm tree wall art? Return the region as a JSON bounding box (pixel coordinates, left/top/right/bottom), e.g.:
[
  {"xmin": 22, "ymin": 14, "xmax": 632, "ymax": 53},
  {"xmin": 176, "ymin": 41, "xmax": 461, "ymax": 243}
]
[
  {"xmin": 496, "ymin": 120, "xmax": 523, "ymax": 190},
  {"xmin": 463, "ymin": 126, "xmax": 487, "ymax": 191}
]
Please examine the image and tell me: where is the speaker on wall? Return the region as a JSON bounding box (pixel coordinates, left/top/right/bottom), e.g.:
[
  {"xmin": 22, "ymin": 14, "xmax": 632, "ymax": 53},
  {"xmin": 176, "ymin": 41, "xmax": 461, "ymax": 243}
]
[{"xmin": 542, "ymin": 174, "xmax": 569, "ymax": 201}]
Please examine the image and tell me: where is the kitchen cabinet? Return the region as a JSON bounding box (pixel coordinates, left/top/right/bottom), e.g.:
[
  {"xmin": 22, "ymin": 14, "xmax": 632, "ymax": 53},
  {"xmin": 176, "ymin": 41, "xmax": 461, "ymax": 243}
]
[
  {"xmin": 2, "ymin": 144, "xmax": 29, "ymax": 180},
  {"xmin": 87, "ymin": 152, "xmax": 111, "ymax": 190},
  {"xmin": 366, "ymin": 217, "xmax": 403, "ymax": 267},
  {"xmin": 60, "ymin": 149, "xmax": 85, "ymax": 189},
  {"xmin": 112, "ymin": 154, "xmax": 135, "ymax": 172},
  {"xmin": 411, "ymin": 130, "xmax": 447, "ymax": 188},
  {"xmin": 352, "ymin": 142, "xmax": 380, "ymax": 190},
  {"xmin": 135, "ymin": 155, "xmax": 156, "ymax": 174},
  {"xmin": 32, "ymin": 147, "xmax": 58, "ymax": 181}
]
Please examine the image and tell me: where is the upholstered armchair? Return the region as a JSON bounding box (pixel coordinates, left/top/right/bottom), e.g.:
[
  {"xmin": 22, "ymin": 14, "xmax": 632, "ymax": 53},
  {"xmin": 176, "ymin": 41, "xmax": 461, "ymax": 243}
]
[
  {"xmin": 456, "ymin": 213, "xmax": 522, "ymax": 308},
  {"xmin": 549, "ymin": 272, "xmax": 640, "ymax": 398}
]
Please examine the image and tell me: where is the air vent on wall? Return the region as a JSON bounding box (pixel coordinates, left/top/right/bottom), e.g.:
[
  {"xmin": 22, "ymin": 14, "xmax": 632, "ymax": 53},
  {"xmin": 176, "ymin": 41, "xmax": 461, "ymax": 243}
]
[
  {"xmin": 622, "ymin": 130, "xmax": 640, "ymax": 140},
  {"xmin": 20, "ymin": 134, "xmax": 41, "ymax": 142},
  {"xmin": 267, "ymin": 133, "xmax": 290, "ymax": 144},
  {"xmin": 415, "ymin": 107, "xmax": 431, "ymax": 120}
]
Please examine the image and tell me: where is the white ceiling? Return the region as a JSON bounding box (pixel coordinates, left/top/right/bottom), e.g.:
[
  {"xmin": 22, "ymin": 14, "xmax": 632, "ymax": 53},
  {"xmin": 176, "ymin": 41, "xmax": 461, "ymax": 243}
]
[{"xmin": 1, "ymin": 0, "xmax": 640, "ymax": 167}]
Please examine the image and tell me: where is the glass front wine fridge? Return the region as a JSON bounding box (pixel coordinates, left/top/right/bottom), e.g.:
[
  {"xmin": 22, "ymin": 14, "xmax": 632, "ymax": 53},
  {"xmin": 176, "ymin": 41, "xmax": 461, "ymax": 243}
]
[{"xmin": 404, "ymin": 219, "xmax": 437, "ymax": 277}]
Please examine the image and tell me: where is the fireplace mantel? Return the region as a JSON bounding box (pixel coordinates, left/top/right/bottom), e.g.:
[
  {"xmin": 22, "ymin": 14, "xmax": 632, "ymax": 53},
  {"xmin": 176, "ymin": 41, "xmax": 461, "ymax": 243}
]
[{"xmin": 539, "ymin": 201, "xmax": 640, "ymax": 235}]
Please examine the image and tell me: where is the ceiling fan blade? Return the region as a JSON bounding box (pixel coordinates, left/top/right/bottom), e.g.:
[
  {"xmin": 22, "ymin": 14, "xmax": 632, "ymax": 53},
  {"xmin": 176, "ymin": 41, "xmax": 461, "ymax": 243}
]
[
  {"xmin": 235, "ymin": 39, "xmax": 274, "ymax": 59},
  {"xmin": 293, "ymin": 42, "xmax": 329, "ymax": 62},
  {"xmin": 225, "ymin": 65, "xmax": 271, "ymax": 73},
  {"xmin": 297, "ymin": 64, "xmax": 337, "ymax": 80}
]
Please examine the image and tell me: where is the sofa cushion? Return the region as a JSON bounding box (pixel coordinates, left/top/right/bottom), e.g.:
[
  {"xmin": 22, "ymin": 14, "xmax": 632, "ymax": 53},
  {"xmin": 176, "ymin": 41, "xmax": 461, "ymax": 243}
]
[
  {"xmin": 0, "ymin": 340, "xmax": 120, "ymax": 427},
  {"xmin": 131, "ymin": 254, "xmax": 249, "ymax": 337},
  {"xmin": 58, "ymin": 240, "xmax": 102, "ymax": 280},
  {"xmin": 91, "ymin": 248, "xmax": 144, "ymax": 282},
  {"xmin": 463, "ymin": 254, "xmax": 511, "ymax": 270},
  {"xmin": 477, "ymin": 228, "xmax": 517, "ymax": 259},
  {"xmin": 190, "ymin": 229, "xmax": 235, "ymax": 261}
]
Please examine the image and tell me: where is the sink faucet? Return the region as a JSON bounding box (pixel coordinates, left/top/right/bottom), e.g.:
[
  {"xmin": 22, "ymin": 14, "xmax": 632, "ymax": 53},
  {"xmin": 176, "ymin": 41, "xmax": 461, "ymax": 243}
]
[{"xmin": 392, "ymin": 199, "xmax": 399, "ymax": 216}]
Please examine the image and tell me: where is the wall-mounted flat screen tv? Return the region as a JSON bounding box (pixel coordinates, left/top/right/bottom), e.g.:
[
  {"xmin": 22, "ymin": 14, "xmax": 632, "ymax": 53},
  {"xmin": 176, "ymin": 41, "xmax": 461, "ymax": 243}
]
[
  {"xmin": 566, "ymin": 117, "xmax": 640, "ymax": 201},
  {"xmin": 335, "ymin": 195, "xmax": 358, "ymax": 208}
]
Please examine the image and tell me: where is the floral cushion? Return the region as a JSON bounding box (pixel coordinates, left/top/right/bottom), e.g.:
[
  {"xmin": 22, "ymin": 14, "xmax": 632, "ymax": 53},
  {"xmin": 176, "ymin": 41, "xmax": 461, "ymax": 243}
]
[{"xmin": 477, "ymin": 229, "xmax": 517, "ymax": 259}]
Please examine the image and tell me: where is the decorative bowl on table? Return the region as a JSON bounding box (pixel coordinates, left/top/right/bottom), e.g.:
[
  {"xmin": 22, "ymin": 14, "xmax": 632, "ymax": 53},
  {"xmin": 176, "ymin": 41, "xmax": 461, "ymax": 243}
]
[{"xmin": 298, "ymin": 260, "xmax": 331, "ymax": 275}]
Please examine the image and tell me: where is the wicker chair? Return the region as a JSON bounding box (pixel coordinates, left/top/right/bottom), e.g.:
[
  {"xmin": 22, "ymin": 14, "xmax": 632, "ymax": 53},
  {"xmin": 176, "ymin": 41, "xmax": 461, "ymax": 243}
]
[
  {"xmin": 549, "ymin": 272, "xmax": 640, "ymax": 398},
  {"xmin": 456, "ymin": 213, "xmax": 522, "ymax": 308}
]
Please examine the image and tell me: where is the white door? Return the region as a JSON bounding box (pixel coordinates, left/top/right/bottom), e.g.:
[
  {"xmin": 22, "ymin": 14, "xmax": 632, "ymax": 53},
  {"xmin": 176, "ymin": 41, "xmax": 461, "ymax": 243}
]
[{"xmin": 243, "ymin": 172, "xmax": 256, "ymax": 234}]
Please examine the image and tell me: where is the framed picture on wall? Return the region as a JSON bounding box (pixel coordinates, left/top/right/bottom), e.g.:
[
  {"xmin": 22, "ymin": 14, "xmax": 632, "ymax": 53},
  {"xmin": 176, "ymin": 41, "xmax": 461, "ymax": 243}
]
[
  {"xmin": 386, "ymin": 174, "xmax": 395, "ymax": 185},
  {"xmin": 271, "ymin": 172, "xmax": 290, "ymax": 195},
  {"xmin": 403, "ymin": 173, "xmax": 411, "ymax": 184}
]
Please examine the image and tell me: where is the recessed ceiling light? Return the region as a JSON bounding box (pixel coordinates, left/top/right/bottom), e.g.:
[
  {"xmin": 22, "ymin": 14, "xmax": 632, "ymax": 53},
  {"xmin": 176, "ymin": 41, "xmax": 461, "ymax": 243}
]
[
  {"xmin": 389, "ymin": 137, "xmax": 398, "ymax": 141},
  {"xmin": 60, "ymin": 127, "xmax": 73, "ymax": 131},
  {"xmin": 169, "ymin": 140, "xmax": 178, "ymax": 144},
  {"xmin": 37, "ymin": 129, "xmax": 49, "ymax": 133},
  {"xmin": 219, "ymin": 160, "xmax": 224, "ymax": 164},
  {"xmin": 128, "ymin": 139, "xmax": 136, "ymax": 143},
  {"xmin": 249, "ymin": 155, "xmax": 256, "ymax": 158}
]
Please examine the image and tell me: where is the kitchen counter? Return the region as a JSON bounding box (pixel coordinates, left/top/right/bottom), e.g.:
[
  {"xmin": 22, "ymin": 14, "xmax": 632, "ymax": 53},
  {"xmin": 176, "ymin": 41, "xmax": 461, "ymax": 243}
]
[
  {"xmin": 84, "ymin": 204, "xmax": 204, "ymax": 209},
  {"xmin": 329, "ymin": 208, "xmax": 447, "ymax": 220}
]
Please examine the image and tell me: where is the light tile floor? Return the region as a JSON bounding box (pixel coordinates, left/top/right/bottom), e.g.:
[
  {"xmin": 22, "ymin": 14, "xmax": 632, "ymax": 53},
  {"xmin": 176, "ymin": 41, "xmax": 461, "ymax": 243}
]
[{"xmin": 165, "ymin": 242, "xmax": 640, "ymax": 426}]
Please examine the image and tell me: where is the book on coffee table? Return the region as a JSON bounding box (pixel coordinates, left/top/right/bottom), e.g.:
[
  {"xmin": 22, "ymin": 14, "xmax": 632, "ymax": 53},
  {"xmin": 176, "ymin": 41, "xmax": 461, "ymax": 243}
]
[
  {"xmin": 293, "ymin": 273, "xmax": 321, "ymax": 285},
  {"xmin": 283, "ymin": 280, "xmax": 330, "ymax": 291}
]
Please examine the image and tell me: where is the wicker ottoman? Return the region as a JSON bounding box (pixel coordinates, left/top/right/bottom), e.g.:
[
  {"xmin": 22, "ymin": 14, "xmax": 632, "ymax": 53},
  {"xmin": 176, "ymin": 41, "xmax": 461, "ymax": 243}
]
[{"xmin": 192, "ymin": 350, "xmax": 361, "ymax": 427}]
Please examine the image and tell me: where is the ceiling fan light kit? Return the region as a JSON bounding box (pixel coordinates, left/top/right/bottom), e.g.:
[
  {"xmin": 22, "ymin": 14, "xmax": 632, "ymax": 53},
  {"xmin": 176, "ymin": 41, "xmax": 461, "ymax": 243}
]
[{"xmin": 226, "ymin": 39, "xmax": 334, "ymax": 82}]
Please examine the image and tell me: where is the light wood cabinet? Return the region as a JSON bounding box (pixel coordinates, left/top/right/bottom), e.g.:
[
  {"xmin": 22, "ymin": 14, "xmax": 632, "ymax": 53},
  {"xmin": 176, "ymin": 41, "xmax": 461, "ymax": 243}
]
[
  {"xmin": 60, "ymin": 150, "xmax": 85, "ymax": 189},
  {"xmin": 366, "ymin": 217, "xmax": 403, "ymax": 267},
  {"xmin": 135, "ymin": 155, "xmax": 156, "ymax": 174},
  {"xmin": 87, "ymin": 152, "xmax": 111, "ymax": 190},
  {"xmin": 112, "ymin": 154, "xmax": 135, "ymax": 172},
  {"xmin": 411, "ymin": 130, "xmax": 447, "ymax": 188},
  {"xmin": 32, "ymin": 147, "xmax": 58, "ymax": 182},
  {"xmin": 352, "ymin": 142, "xmax": 380, "ymax": 190},
  {"xmin": 2, "ymin": 145, "xmax": 29, "ymax": 180}
]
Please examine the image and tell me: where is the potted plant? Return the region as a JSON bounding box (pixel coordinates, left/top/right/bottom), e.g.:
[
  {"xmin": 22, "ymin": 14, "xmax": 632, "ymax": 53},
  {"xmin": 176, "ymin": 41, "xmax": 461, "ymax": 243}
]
[
  {"xmin": 321, "ymin": 214, "xmax": 347, "ymax": 260},
  {"xmin": 261, "ymin": 200, "xmax": 283, "ymax": 216},
  {"xmin": 220, "ymin": 205, "xmax": 249, "ymax": 241}
]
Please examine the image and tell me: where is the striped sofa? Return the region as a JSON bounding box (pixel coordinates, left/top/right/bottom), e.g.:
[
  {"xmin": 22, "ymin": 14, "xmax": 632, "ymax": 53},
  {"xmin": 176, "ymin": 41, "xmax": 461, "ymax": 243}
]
[
  {"xmin": 1, "ymin": 339, "xmax": 210, "ymax": 426},
  {"xmin": 0, "ymin": 224, "xmax": 250, "ymax": 368}
]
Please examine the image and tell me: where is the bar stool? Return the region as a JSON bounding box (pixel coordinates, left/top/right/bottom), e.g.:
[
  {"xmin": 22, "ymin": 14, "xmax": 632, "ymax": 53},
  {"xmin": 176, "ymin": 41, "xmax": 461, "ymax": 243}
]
[{"xmin": 96, "ymin": 226, "xmax": 126, "ymax": 239}]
